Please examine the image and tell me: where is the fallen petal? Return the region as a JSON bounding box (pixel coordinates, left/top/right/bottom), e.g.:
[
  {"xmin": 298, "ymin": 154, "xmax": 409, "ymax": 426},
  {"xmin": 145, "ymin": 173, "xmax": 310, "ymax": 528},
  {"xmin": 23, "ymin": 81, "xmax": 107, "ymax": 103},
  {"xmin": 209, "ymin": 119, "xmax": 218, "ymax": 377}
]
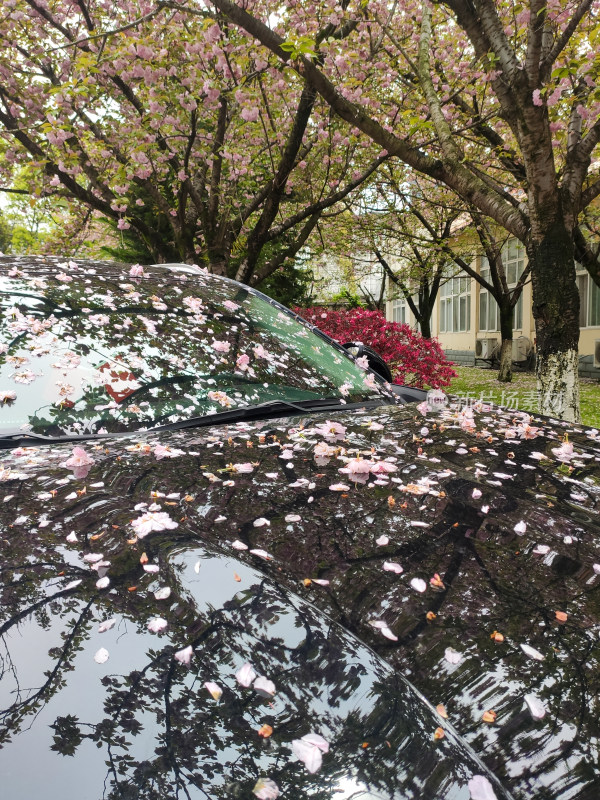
[
  {"xmin": 444, "ymin": 647, "xmax": 463, "ymax": 665},
  {"xmin": 520, "ymin": 643, "xmax": 544, "ymax": 660},
  {"xmin": 524, "ymin": 693, "xmax": 546, "ymax": 719},
  {"xmin": 253, "ymin": 777, "xmax": 279, "ymax": 799},
  {"xmin": 468, "ymin": 775, "xmax": 498, "ymax": 800},
  {"xmin": 204, "ymin": 681, "xmax": 222, "ymax": 700},
  {"xmin": 94, "ymin": 647, "xmax": 109, "ymax": 664},
  {"xmin": 254, "ymin": 675, "xmax": 276, "ymax": 698},
  {"xmin": 174, "ymin": 645, "xmax": 194, "ymax": 666},
  {"xmin": 236, "ymin": 662, "xmax": 257, "ymax": 687}
]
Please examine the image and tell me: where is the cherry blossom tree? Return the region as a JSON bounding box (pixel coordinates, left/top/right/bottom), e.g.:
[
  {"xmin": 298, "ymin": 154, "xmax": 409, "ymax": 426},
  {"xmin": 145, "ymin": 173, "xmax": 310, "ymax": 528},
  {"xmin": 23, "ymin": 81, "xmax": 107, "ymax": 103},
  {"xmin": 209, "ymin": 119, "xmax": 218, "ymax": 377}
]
[
  {"xmin": 202, "ymin": 0, "xmax": 600, "ymax": 421},
  {"xmin": 0, "ymin": 1, "xmax": 383, "ymax": 286}
]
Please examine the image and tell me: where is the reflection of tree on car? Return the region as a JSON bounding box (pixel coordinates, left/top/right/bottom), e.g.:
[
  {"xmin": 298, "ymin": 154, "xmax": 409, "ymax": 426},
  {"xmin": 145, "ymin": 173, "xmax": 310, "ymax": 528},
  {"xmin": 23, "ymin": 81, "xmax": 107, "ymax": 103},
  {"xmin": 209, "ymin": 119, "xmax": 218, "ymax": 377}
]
[
  {"xmin": 0, "ymin": 259, "xmax": 381, "ymax": 437},
  {"xmin": 0, "ymin": 520, "xmax": 492, "ymax": 800}
]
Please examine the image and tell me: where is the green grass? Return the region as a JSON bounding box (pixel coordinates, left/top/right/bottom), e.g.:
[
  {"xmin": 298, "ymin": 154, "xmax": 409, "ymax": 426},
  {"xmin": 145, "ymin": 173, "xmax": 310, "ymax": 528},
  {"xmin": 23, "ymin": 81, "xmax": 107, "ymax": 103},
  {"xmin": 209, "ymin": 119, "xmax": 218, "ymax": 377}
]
[{"xmin": 446, "ymin": 366, "xmax": 600, "ymax": 428}]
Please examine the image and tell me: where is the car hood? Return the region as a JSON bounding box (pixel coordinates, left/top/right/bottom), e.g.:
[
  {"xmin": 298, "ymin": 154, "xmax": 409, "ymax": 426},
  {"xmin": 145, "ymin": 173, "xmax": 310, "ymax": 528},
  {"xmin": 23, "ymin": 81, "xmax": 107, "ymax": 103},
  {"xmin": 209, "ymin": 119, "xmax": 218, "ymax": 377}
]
[{"xmin": 1, "ymin": 400, "xmax": 600, "ymax": 798}]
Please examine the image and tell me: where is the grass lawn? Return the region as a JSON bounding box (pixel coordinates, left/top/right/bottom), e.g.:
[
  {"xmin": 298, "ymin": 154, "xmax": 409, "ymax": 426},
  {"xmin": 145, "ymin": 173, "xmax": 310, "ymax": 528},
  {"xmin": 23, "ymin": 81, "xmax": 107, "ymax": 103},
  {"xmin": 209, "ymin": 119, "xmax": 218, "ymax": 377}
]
[{"xmin": 446, "ymin": 365, "xmax": 600, "ymax": 429}]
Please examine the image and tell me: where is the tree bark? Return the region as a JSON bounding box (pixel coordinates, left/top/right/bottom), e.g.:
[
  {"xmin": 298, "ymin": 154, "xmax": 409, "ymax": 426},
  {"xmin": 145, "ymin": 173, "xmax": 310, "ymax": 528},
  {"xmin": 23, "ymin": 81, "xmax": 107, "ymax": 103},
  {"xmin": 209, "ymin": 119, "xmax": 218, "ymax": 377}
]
[
  {"xmin": 497, "ymin": 303, "xmax": 513, "ymax": 383},
  {"xmin": 527, "ymin": 221, "xmax": 581, "ymax": 421}
]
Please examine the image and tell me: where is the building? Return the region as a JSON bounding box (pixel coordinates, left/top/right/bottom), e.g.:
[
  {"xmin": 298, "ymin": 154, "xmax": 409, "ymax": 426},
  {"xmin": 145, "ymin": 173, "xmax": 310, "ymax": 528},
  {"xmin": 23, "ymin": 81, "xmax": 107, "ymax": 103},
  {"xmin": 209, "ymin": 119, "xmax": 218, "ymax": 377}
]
[{"xmin": 386, "ymin": 239, "xmax": 600, "ymax": 380}]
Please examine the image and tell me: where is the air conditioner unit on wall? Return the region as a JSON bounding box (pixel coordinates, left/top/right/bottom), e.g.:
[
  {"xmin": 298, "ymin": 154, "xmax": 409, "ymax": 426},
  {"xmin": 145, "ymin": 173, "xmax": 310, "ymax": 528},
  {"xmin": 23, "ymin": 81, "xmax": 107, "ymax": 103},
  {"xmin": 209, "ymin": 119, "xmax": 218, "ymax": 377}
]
[
  {"xmin": 512, "ymin": 336, "xmax": 532, "ymax": 363},
  {"xmin": 594, "ymin": 340, "xmax": 600, "ymax": 369},
  {"xmin": 475, "ymin": 338, "xmax": 498, "ymax": 358}
]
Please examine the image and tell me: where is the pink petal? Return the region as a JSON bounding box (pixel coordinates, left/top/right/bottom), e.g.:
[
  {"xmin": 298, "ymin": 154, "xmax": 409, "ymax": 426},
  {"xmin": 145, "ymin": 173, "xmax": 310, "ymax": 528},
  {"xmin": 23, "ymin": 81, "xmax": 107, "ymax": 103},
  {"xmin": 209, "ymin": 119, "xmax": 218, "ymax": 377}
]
[
  {"xmin": 383, "ymin": 561, "xmax": 403, "ymax": 574},
  {"xmin": 524, "ymin": 693, "xmax": 546, "ymax": 719},
  {"xmin": 174, "ymin": 645, "xmax": 194, "ymax": 665},
  {"xmin": 468, "ymin": 775, "xmax": 498, "ymax": 800},
  {"xmin": 236, "ymin": 662, "xmax": 257, "ymax": 687},
  {"xmin": 147, "ymin": 617, "xmax": 168, "ymax": 633},
  {"xmin": 445, "ymin": 647, "xmax": 462, "ymax": 664},
  {"xmin": 291, "ymin": 738, "xmax": 323, "ymax": 773},
  {"xmin": 253, "ymin": 676, "xmax": 276, "ymax": 698},
  {"xmin": 204, "ymin": 681, "xmax": 222, "ymax": 700},
  {"xmin": 410, "ymin": 577, "xmax": 427, "ymax": 593},
  {"xmin": 252, "ymin": 777, "xmax": 279, "ymax": 799},
  {"xmin": 94, "ymin": 647, "xmax": 109, "ymax": 664}
]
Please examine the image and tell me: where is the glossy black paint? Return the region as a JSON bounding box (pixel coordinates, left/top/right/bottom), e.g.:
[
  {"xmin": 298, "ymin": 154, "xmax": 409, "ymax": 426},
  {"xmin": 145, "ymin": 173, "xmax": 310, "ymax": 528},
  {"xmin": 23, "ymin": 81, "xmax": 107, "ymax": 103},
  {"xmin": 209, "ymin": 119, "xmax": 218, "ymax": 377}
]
[{"xmin": 1, "ymin": 257, "xmax": 599, "ymax": 800}]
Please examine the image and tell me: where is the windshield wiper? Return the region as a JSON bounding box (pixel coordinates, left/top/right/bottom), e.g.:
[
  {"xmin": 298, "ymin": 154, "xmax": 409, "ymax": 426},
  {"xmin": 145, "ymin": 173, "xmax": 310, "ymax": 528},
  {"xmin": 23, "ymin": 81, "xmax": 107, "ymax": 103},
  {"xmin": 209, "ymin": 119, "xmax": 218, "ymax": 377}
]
[
  {"xmin": 0, "ymin": 398, "xmax": 384, "ymax": 448},
  {"xmin": 152, "ymin": 397, "xmax": 383, "ymax": 434}
]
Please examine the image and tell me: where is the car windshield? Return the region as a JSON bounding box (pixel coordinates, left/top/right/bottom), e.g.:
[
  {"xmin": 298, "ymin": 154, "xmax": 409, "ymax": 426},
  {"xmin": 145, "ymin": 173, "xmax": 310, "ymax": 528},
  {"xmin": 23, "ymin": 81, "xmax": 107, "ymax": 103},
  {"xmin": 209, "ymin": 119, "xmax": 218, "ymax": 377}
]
[{"xmin": 0, "ymin": 260, "xmax": 384, "ymax": 436}]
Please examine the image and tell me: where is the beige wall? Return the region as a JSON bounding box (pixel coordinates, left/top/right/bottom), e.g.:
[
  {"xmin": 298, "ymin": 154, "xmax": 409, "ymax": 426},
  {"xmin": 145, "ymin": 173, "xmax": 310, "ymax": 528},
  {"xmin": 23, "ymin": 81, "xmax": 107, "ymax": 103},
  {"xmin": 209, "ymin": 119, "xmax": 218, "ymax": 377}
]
[{"xmin": 386, "ymin": 245, "xmax": 600, "ymax": 363}]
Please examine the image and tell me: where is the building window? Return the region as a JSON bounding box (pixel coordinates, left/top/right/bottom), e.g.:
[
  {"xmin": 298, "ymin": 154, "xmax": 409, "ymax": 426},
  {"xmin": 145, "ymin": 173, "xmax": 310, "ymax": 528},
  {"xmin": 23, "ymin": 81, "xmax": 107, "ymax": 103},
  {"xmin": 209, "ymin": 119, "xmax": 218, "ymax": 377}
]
[
  {"xmin": 577, "ymin": 271, "xmax": 600, "ymax": 327},
  {"xmin": 440, "ymin": 275, "xmax": 471, "ymax": 332},
  {"xmin": 391, "ymin": 298, "xmax": 407, "ymax": 324},
  {"xmin": 478, "ymin": 241, "xmax": 525, "ymax": 332}
]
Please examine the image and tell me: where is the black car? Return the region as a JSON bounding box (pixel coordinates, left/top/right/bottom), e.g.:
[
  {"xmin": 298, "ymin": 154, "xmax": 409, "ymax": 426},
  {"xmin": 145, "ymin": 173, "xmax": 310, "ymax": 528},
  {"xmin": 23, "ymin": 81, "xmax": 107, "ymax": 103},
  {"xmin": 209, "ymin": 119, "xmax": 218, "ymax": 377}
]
[{"xmin": 0, "ymin": 255, "xmax": 599, "ymax": 800}]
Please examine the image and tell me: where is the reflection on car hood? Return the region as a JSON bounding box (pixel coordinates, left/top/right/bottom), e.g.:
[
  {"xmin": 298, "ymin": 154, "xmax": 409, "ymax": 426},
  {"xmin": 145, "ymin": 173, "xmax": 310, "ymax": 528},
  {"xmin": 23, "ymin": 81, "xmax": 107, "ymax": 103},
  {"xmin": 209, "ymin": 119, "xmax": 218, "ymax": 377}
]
[{"xmin": 1, "ymin": 400, "xmax": 600, "ymax": 799}]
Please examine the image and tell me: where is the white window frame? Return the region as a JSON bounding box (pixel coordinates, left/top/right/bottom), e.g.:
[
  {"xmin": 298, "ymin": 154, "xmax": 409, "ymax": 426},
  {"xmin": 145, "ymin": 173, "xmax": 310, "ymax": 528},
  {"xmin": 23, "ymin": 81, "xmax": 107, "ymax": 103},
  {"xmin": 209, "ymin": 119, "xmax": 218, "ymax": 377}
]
[
  {"xmin": 391, "ymin": 297, "xmax": 407, "ymax": 324},
  {"xmin": 577, "ymin": 270, "xmax": 600, "ymax": 328},
  {"xmin": 440, "ymin": 274, "xmax": 471, "ymax": 333},
  {"xmin": 478, "ymin": 241, "xmax": 525, "ymax": 333}
]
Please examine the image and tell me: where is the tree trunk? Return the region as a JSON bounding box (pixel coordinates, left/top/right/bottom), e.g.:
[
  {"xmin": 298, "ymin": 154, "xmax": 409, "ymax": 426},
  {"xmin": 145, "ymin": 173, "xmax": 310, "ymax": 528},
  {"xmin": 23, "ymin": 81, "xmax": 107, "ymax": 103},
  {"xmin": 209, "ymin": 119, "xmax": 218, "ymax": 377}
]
[
  {"xmin": 420, "ymin": 312, "xmax": 432, "ymax": 339},
  {"xmin": 527, "ymin": 223, "xmax": 581, "ymax": 422},
  {"xmin": 497, "ymin": 303, "xmax": 513, "ymax": 383}
]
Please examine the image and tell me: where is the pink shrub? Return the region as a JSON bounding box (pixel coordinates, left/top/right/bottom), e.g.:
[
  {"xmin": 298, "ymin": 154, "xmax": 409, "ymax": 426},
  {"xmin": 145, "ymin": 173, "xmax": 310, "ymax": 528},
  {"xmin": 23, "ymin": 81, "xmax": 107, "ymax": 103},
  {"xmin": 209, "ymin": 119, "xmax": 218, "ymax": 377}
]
[{"xmin": 295, "ymin": 306, "xmax": 456, "ymax": 389}]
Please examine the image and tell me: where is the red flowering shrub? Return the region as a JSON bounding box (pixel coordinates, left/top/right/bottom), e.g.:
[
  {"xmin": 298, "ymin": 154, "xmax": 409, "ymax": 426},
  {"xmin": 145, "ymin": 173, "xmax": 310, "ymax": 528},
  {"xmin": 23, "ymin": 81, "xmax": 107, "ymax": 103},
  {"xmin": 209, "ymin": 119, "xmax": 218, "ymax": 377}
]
[{"xmin": 295, "ymin": 306, "xmax": 456, "ymax": 389}]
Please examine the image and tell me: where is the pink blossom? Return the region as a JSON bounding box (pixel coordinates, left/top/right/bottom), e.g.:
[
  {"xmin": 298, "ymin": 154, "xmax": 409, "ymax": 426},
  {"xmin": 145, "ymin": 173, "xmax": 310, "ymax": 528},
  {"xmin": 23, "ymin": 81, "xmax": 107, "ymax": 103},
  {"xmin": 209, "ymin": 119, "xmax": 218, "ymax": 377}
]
[
  {"xmin": 241, "ymin": 106, "xmax": 259, "ymax": 122},
  {"xmin": 224, "ymin": 300, "xmax": 239, "ymax": 311},
  {"xmin": 370, "ymin": 460, "xmax": 397, "ymax": 475},
  {"xmin": 129, "ymin": 264, "xmax": 144, "ymax": 277},
  {"xmin": 131, "ymin": 510, "xmax": 178, "ymax": 538},
  {"xmin": 339, "ymin": 457, "xmax": 374, "ymax": 483},
  {"xmin": 236, "ymin": 353, "xmax": 250, "ymax": 370},
  {"xmin": 532, "ymin": 89, "xmax": 543, "ymax": 106},
  {"xmin": 64, "ymin": 446, "xmax": 95, "ymax": 478},
  {"xmin": 212, "ymin": 339, "xmax": 230, "ymax": 353},
  {"xmin": 0, "ymin": 391, "xmax": 16, "ymax": 402},
  {"xmin": 313, "ymin": 420, "xmax": 347, "ymax": 441}
]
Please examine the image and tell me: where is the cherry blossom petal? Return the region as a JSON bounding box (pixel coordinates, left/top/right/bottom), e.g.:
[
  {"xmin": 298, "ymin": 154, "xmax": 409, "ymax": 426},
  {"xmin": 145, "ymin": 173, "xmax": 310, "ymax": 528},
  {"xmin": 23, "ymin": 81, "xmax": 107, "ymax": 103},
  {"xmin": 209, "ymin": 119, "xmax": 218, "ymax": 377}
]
[
  {"xmin": 524, "ymin": 694, "xmax": 546, "ymax": 719},
  {"xmin": 376, "ymin": 535, "xmax": 389, "ymax": 546},
  {"xmin": 174, "ymin": 645, "xmax": 194, "ymax": 665},
  {"xmin": 410, "ymin": 577, "xmax": 427, "ymax": 593},
  {"xmin": 205, "ymin": 681, "xmax": 222, "ymax": 700},
  {"xmin": 154, "ymin": 587, "xmax": 171, "ymax": 600},
  {"xmin": 98, "ymin": 618, "xmax": 116, "ymax": 633},
  {"xmin": 383, "ymin": 561, "xmax": 403, "ymax": 574},
  {"xmin": 444, "ymin": 647, "xmax": 463, "ymax": 665},
  {"xmin": 291, "ymin": 738, "xmax": 323, "ymax": 773},
  {"xmin": 521, "ymin": 643, "xmax": 545, "ymax": 660},
  {"xmin": 253, "ymin": 676, "xmax": 276, "ymax": 698},
  {"xmin": 94, "ymin": 647, "xmax": 109, "ymax": 664},
  {"xmin": 468, "ymin": 775, "xmax": 498, "ymax": 800},
  {"xmin": 147, "ymin": 617, "xmax": 168, "ymax": 633},
  {"xmin": 96, "ymin": 576, "xmax": 110, "ymax": 589},
  {"xmin": 236, "ymin": 662, "xmax": 257, "ymax": 687},
  {"xmin": 252, "ymin": 777, "xmax": 279, "ymax": 799}
]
